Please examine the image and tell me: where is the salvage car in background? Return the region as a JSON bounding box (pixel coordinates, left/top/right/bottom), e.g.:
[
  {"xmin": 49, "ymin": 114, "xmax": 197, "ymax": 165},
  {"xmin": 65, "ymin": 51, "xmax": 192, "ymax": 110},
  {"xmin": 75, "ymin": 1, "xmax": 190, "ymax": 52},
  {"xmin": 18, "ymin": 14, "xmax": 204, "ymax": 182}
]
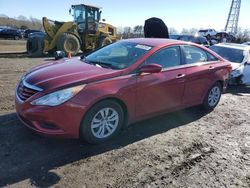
[
  {"xmin": 23, "ymin": 29, "xmax": 42, "ymax": 39},
  {"xmin": 169, "ymin": 34, "xmax": 209, "ymax": 47},
  {"xmin": 198, "ymin": 29, "xmax": 217, "ymax": 38},
  {"xmin": 242, "ymin": 42, "xmax": 250, "ymax": 46},
  {"xmin": 16, "ymin": 38, "xmax": 231, "ymax": 143},
  {"xmin": 210, "ymin": 43, "xmax": 250, "ymax": 85},
  {"xmin": 0, "ymin": 28, "xmax": 23, "ymax": 40}
]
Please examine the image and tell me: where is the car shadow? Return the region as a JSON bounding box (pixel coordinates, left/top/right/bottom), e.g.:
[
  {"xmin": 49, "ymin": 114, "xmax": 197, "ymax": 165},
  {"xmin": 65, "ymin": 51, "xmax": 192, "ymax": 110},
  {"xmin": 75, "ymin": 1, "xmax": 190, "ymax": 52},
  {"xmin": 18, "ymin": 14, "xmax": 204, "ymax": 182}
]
[
  {"xmin": 226, "ymin": 85, "xmax": 250, "ymax": 96},
  {"xmin": 0, "ymin": 107, "xmax": 207, "ymax": 187}
]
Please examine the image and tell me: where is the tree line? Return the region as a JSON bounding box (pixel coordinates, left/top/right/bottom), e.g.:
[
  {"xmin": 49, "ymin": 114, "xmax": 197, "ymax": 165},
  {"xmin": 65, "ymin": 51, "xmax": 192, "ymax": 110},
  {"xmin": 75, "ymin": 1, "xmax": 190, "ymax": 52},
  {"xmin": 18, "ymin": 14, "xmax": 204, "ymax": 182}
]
[
  {"xmin": 0, "ymin": 15, "xmax": 249, "ymax": 42},
  {"xmin": 0, "ymin": 15, "xmax": 43, "ymax": 30}
]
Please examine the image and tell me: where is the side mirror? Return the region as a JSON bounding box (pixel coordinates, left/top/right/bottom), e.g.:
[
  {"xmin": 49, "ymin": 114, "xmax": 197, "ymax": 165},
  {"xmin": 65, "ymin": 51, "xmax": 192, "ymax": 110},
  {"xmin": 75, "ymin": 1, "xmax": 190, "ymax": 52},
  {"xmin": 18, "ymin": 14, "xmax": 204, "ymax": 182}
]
[
  {"xmin": 139, "ymin": 64, "xmax": 162, "ymax": 74},
  {"xmin": 54, "ymin": 51, "xmax": 65, "ymax": 60}
]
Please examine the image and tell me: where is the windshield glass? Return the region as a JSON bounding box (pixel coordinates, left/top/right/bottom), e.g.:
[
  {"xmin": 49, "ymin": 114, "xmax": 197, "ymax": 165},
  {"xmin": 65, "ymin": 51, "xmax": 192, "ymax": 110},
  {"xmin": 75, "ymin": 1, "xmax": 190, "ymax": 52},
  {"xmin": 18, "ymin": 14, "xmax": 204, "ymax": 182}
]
[
  {"xmin": 210, "ymin": 46, "xmax": 244, "ymax": 63},
  {"xmin": 83, "ymin": 41, "xmax": 152, "ymax": 69},
  {"xmin": 73, "ymin": 6, "xmax": 85, "ymax": 23}
]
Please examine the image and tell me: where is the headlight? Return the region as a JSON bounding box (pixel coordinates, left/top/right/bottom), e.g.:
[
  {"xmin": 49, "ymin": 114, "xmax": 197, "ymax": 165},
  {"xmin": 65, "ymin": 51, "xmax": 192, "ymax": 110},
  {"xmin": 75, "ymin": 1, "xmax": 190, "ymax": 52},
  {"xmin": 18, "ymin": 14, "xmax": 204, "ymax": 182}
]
[
  {"xmin": 230, "ymin": 67, "xmax": 243, "ymax": 78},
  {"xmin": 31, "ymin": 85, "xmax": 86, "ymax": 106}
]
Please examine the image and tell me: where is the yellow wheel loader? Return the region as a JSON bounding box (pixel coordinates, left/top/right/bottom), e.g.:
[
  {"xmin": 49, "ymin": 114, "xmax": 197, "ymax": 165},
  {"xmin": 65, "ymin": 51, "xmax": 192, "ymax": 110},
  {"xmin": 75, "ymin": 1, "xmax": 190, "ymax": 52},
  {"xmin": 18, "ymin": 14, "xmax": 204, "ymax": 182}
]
[{"xmin": 27, "ymin": 4, "xmax": 119, "ymax": 57}]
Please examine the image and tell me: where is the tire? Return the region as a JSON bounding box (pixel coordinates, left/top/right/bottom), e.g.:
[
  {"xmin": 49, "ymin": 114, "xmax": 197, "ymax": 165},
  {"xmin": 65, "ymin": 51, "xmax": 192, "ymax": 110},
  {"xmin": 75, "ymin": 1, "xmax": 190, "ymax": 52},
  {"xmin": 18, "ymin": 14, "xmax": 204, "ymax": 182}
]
[
  {"xmin": 14, "ymin": 36, "xmax": 20, "ymax": 40},
  {"xmin": 27, "ymin": 36, "xmax": 44, "ymax": 57},
  {"xmin": 80, "ymin": 100, "xmax": 124, "ymax": 144},
  {"xmin": 202, "ymin": 82, "xmax": 222, "ymax": 111},
  {"xmin": 98, "ymin": 37, "xmax": 112, "ymax": 48},
  {"xmin": 57, "ymin": 33, "xmax": 80, "ymax": 56}
]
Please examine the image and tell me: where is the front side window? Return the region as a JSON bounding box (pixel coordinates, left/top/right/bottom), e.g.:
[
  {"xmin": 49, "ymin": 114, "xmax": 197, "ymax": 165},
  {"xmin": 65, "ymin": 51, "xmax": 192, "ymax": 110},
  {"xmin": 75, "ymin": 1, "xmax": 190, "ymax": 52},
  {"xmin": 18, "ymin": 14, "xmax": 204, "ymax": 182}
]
[
  {"xmin": 145, "ymin": 46, "xmax": 181, "ymax": 68},
  {"xmin": 183, "ymin": 45, "xmax": 208, "ymax": 64}
]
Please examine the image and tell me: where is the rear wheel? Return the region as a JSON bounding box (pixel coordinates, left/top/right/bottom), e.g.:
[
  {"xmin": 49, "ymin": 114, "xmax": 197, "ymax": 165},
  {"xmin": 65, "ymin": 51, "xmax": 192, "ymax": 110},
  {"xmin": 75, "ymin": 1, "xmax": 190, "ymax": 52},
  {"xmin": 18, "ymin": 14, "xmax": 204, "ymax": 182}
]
[
  {"xmin": 202, "ymin": 82, "xmax": 222, "ymax": 111},
  {"xmin": 80, "ymin": 100, "xmax": 124, "ymax": 144},
  {"xmin": 57, "ymin": 33, "xmax": 80, "ymax": 56}
]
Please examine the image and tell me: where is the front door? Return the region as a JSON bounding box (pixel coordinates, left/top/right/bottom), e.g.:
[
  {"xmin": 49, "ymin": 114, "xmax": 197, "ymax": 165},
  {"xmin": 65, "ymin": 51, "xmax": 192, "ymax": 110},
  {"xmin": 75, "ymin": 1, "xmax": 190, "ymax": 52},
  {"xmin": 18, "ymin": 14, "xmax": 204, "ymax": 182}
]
[{"xmin": 136, "ymin": 46, "xmax": 186, "ymax": 118}]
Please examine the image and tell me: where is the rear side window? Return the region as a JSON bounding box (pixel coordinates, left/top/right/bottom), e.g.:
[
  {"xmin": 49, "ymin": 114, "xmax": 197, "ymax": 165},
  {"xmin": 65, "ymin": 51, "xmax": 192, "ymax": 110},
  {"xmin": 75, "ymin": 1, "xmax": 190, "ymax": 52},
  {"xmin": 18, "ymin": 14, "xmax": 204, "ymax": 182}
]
[
  {"xmin": 183, "ymin": 45, "xmax": 208, "ymax": 64},
  {"xmin": 146, "ymin": 46, "xmax": 181, "ymax": 68}
]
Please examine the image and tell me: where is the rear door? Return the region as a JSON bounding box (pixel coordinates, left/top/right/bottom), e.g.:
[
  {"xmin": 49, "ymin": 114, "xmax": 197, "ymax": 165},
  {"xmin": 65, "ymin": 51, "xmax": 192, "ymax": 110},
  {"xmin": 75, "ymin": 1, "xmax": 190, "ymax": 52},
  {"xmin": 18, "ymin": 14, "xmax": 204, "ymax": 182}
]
[
  {"xmin": 136, "ymin": 46, "xmax": 186, "ymax": 118},
  {"xmin": 181, "ymin": 45, "xmax": 222, "ymax": 106}
]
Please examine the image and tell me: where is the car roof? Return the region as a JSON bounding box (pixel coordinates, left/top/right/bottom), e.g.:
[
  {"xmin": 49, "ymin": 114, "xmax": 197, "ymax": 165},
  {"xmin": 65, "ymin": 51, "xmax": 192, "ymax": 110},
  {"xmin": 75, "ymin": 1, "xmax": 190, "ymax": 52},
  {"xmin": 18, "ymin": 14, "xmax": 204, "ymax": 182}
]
[
  {"xmin": 123, "ymin": 38, "xmax": 189, "ymax": 47},
  {"xmin": 213, "ymin": 43, "xmax": 250, "ymax": 50}
]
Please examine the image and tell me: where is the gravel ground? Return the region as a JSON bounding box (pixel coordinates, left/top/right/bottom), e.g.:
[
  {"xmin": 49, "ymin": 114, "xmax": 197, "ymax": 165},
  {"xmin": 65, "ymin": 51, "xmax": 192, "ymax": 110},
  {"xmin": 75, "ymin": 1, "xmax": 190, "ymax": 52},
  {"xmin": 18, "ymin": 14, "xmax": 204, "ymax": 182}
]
[{"xmin": 0, "ymin": 57, "xmax": 250, "ymax": 188}]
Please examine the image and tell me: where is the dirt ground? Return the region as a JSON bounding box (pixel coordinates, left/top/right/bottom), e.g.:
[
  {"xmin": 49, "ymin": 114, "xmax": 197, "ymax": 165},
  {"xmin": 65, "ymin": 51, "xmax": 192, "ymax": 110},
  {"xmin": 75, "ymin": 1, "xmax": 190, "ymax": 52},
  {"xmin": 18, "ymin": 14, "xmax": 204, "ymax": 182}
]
[{"xmin": 0, "ymin": 44, "xmax": 250, "ymax": 187}]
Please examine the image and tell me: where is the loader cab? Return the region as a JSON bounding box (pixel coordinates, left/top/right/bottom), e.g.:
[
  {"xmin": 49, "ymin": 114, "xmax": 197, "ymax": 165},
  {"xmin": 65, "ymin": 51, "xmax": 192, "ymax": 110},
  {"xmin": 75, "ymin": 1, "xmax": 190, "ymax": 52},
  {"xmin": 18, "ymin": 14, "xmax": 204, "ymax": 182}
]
[{"xmin": 71, "ymin": 4, "xmax": 101, "ymax": 34}]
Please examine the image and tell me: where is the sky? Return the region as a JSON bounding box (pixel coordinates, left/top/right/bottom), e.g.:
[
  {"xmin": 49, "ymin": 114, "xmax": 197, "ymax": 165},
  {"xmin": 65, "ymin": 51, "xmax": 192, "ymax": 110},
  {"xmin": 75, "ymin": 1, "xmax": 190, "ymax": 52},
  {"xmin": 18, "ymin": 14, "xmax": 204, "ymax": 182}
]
[{"xmin": 0, "ymin": 0, "xmax": 249, "ymax": 32}]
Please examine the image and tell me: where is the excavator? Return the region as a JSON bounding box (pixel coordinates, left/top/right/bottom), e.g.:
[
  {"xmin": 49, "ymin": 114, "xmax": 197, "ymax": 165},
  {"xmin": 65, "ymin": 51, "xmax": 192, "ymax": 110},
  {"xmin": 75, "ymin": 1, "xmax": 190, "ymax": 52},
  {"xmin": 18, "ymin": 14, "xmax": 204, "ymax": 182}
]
[{"xmin": 27, "ymin": 3, "xmax": 119, "ymax": 57}]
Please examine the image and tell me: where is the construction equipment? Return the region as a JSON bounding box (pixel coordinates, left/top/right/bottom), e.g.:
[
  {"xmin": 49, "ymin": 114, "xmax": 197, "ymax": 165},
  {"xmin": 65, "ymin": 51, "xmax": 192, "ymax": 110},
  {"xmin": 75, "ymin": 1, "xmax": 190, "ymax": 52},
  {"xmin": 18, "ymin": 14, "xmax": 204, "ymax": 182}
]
[
  {"xmin": 225, "ymin": 0, "xmax": 241, "ymax": 34},
  {"xmin": 27, "ymin": 4, "xmax": 119, "ymax": 57}
]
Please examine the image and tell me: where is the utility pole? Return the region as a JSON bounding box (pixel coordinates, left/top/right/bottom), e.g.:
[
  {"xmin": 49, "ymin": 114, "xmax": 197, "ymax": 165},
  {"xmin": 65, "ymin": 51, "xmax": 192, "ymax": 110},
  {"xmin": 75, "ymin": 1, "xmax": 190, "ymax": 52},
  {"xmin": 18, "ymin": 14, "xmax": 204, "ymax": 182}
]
[{"xmin": 224, "ymin": 0, "xmax": 241, "ymax": 34}]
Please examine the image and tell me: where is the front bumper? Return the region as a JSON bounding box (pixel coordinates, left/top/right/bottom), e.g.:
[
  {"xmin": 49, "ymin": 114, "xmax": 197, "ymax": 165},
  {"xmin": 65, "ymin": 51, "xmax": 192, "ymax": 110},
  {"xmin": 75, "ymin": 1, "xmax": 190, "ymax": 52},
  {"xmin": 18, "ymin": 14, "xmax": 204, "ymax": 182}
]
[{"xmin": 15, "ymin": 93, "xmax": 87, "ymax": 138}]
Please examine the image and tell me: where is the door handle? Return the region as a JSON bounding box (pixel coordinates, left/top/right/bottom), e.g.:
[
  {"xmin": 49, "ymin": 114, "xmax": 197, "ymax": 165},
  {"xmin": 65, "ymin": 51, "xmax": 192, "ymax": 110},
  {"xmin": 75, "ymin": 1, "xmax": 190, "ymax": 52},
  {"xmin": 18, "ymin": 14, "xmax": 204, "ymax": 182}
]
[
  {"xmin": 209, "ymin": 66, "xmax": 215, "ymax": 70},
  {"xmin": 176, "ymin": 74, "xmax": 185, "ymax": 78}
]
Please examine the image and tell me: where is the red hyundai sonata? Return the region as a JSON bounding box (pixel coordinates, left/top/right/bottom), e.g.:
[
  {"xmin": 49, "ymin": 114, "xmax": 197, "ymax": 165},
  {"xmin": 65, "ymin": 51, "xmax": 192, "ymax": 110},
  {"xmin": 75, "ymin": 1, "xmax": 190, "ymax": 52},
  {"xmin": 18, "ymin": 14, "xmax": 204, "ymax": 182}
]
[{"xmin": 15, "ymin": 38, "xmax": 231, "ymax": 143}]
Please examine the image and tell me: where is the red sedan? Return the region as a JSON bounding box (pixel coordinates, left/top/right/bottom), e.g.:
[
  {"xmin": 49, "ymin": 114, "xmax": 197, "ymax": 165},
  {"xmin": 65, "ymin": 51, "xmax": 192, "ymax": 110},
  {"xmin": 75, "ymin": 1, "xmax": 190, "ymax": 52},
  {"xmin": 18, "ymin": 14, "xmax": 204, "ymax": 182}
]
[{"xmin": 15, "ymin": 38, "xmax": 231, "ymax": 143}]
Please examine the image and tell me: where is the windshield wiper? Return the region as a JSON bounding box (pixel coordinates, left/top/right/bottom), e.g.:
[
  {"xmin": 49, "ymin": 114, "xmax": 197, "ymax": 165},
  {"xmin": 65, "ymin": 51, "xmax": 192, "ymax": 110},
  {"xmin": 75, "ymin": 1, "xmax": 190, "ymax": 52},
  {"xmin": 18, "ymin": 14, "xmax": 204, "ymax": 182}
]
[{"xmin": 81, "ymin": 57, "xmax": 116, "ymax": 69}]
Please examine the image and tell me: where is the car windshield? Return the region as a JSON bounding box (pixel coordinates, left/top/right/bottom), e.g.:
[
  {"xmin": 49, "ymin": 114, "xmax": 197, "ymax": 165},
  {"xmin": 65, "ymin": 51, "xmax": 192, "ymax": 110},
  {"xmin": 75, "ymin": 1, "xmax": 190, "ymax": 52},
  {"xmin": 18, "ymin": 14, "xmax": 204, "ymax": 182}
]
[
  {"xmin": 210, "ymin": 46, "xmax": 244, "ymax": 63},
  {"xmin": 82, "ymin": 41, "xmax": 152, "ymax": 69}
]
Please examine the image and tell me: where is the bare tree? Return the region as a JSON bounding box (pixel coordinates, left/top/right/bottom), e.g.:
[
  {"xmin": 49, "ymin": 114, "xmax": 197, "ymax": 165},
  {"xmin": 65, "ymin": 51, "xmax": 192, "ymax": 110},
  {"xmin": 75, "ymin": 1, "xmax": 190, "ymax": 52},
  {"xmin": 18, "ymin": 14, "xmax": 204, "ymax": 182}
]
[
  {"xmin": 181, "ymin": 28, "xmax": 189, "ymax": 35},
  {"xmin": 133, "ymin": 25, "xmax": 144, "ymax": 37},
  {"xmin": 189, "ymin": 28, "xmax": 198, "ymax": 35},
  {"xmin": 169, "ymin": 27, "xmax": 178, "ymax": 34},
  {"xmin": 236, "ymin": 28, "xmax": 250, "ymax": 43},
  {"xmin": 122, "ymin": 26, "xmax": 132, "ymax": 39}
]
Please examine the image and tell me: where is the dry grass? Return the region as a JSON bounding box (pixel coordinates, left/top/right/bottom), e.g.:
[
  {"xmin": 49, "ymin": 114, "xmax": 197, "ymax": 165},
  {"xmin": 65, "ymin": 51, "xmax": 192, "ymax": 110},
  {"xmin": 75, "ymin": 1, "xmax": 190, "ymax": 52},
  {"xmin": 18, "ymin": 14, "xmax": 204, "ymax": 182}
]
[{"xmin": 0, "ymin": 39, "xmax": 26, "ymax": 53}]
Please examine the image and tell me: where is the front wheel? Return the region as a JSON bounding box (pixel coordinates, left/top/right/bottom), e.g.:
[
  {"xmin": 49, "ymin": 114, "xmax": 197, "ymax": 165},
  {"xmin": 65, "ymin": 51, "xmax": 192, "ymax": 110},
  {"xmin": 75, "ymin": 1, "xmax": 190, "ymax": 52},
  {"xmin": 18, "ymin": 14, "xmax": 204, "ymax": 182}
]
[
  {"xmin": 202, "ymin": 82, "xmax": 222, "ymax": 111},
  {"xmin": 57, "ymin": 33, "xmax": 80, "ymax": 56},
  {"xmin": 80, "ymin": 100, "xmax": 124, "ymax": 144}
]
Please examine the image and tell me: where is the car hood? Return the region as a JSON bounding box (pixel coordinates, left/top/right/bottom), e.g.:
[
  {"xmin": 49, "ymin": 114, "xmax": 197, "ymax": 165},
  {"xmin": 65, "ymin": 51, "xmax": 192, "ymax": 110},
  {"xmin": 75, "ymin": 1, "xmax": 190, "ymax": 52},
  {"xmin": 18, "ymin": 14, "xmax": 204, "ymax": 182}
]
[{"xmin": 24, "ymin": 58, "xmax": 121, "ymax": 91}]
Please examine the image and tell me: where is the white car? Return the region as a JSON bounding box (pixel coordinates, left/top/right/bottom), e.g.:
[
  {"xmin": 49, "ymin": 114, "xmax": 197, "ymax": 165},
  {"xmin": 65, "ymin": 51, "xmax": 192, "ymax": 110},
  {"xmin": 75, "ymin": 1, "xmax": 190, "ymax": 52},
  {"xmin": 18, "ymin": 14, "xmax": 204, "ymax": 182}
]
[
  {"xmin": 198, "ymin": 29, "xmax": 217, "ymax": 37},
  {"xmin": 242, "ymin": 42, "xmax": 250, "ymax": 46},
  {"xmin": 210, "ymin": 43, "xmax": 250, "ymax": 85}
]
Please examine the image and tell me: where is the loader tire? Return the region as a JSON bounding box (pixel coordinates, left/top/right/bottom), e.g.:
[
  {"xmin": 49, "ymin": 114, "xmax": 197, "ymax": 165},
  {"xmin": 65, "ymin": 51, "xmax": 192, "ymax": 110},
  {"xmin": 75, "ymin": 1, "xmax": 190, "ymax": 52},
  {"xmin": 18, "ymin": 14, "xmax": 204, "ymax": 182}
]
[
  {"xmin": 98, "ymin": 37, "xmax": 112, "ymax": 48},
  {"xmin": 57, "ymin": 33, "xmax": 80, "ymax": 56},
  {"xmin": 27, "ymin": 36, "xmax": 44, "ymax": 57}
]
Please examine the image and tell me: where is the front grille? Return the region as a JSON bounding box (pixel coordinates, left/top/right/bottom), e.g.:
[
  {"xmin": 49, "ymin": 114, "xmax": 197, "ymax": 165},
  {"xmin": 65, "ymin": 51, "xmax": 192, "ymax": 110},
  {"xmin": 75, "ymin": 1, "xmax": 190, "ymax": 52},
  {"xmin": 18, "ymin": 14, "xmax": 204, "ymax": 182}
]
[{"xmin": 17, "ymin": 80, "xmax": 42, "ymax": 101}]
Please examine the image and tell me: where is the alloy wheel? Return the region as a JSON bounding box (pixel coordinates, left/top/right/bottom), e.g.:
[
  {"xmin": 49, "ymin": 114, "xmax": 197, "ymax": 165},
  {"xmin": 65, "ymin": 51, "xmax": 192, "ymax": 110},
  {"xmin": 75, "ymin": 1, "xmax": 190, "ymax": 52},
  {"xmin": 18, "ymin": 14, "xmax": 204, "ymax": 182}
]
[{"xmin": 91, "ymin": 107, "xmax": 119, "ymax": 139}]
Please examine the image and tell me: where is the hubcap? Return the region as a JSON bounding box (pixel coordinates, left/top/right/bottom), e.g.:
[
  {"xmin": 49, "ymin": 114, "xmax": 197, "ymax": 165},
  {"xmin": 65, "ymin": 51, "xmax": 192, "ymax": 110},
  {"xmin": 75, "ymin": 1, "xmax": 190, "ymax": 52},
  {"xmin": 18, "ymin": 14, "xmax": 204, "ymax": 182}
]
[
  {"xmin": 91, "ymin": 107, "xmax": 119, "ymax": 139},
  {"xmin": 208, "ymin": 86, "xmax": 220, "ymax": 107}
]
